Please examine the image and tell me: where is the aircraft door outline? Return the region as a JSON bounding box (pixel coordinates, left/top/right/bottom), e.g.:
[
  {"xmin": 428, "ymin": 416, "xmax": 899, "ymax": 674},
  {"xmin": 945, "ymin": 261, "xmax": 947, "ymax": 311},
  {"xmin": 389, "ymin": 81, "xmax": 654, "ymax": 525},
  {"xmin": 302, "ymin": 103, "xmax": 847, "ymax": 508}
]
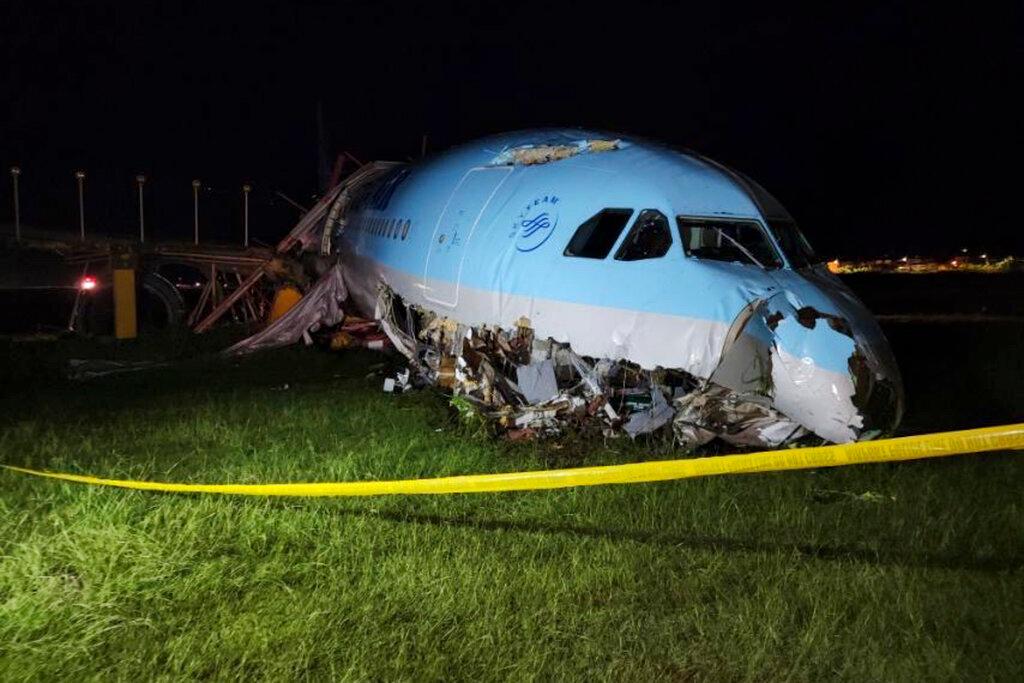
[{"xmin": 423, "ymin": 166, "xmax": 513, "ymax": 307}]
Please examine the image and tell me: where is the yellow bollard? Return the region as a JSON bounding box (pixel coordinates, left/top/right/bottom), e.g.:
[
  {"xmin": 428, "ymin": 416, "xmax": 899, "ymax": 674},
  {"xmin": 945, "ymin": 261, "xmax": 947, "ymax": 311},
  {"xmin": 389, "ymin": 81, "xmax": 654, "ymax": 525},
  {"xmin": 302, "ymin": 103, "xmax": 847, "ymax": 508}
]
[
  {"xmin": 113, "ymin": 268, "xmax": 137, "ymax": 339},
  {"xmin": 268, "ymin": 285, "xmax": 302, "ymax": 323}
]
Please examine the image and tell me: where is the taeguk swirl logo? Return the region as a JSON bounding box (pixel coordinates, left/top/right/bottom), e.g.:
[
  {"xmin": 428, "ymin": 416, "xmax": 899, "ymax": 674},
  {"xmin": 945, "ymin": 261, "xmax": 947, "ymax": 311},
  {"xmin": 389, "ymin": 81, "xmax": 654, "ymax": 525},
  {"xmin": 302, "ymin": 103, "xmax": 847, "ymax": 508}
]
[{"xmin": 514, "ymin": 194, "xmax": 560, "ymax": 252}]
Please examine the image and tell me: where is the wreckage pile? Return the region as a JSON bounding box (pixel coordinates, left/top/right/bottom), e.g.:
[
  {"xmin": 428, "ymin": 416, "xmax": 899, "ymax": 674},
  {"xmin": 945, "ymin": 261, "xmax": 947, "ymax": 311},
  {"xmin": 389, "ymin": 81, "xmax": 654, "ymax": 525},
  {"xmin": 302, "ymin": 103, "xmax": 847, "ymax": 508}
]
[
  {"xmin": 372, "ymin": 287, "xmax": 808, "ymax": 447},
  {"xmin": 226, "ymin": 265, "xmax": 811, "ymax": 448}
]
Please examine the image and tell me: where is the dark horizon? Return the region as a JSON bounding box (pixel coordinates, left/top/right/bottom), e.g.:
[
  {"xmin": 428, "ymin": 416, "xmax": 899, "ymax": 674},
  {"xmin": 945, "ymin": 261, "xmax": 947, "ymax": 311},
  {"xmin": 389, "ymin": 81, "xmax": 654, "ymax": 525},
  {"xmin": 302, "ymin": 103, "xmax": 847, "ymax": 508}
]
[{"xmin": 1, "ymin": 1, "xmax": 1020, "ymax": 258}]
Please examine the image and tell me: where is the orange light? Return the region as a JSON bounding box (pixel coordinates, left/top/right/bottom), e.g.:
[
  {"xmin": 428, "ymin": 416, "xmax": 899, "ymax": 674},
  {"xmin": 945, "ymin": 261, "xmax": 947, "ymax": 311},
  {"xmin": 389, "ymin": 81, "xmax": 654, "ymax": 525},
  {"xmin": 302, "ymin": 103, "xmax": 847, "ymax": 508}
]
[
  {"xmin": 80, "ymin": 276, "xmax": 98, "ymax": 291},
  {"xmin": 950, "ymin": 260, "xmax": 959, "ymax": 268},
  {"xmin": 826, "ymin": 259, "xmax": 841, "ymax": 274}
]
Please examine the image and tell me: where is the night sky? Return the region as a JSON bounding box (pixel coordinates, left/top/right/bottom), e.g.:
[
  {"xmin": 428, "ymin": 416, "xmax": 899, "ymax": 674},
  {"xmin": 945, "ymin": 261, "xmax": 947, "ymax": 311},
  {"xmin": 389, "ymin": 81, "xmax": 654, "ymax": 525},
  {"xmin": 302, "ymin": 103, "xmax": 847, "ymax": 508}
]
[{"xmin": 1, "ymin": 1, "xmax": 1020, "ymax": 257}]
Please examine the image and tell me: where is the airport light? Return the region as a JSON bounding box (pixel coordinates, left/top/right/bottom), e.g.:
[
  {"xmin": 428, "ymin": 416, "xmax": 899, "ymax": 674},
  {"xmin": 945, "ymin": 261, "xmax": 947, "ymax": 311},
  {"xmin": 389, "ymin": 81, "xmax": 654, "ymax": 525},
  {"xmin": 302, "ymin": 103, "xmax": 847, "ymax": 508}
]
[
  {"xmin": 192, "ymin": 179, "xmax": 201, "ymax": 245},
  {"xmin": 79, "ymin": 275, "xmax": 98, "ymax": 291},
  {"xmin": 9, "ymin": 166, "xmax": 20, "ymax": 240},
  {"xmin": 75, "ymin": 170, "xmax": 86, "ymax": 240},
  {"xmin": 136, "ymin": 174, "xmax": 146, "ymax": 242},
  {"xmin": 242, "ymin": 183, "xmax": 251, "ymax": 247}
]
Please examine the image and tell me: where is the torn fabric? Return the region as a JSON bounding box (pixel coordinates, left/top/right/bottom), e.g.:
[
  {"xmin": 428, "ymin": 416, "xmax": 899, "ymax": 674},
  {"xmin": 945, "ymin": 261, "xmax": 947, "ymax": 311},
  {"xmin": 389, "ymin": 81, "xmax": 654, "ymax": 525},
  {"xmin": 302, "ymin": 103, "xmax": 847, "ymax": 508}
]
[{"xmin": 226, "ymin": 264, "xmax": 348, "ymax": 355}]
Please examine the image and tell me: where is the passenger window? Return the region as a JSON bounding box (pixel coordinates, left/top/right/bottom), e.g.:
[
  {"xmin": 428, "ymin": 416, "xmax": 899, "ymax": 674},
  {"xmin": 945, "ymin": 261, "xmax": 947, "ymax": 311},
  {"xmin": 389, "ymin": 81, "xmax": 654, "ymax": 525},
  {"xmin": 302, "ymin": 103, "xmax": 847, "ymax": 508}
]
[
  {"xmin": 564, "ymin": 208, "xmax": 633, "ymax": 259},
  {"xmin": 615, "ymin": 209, "xmax": 672, "ymax": 261},
  {"xmin": 677, "ymin": 217, "xmax": 782, "ymax": 269}
]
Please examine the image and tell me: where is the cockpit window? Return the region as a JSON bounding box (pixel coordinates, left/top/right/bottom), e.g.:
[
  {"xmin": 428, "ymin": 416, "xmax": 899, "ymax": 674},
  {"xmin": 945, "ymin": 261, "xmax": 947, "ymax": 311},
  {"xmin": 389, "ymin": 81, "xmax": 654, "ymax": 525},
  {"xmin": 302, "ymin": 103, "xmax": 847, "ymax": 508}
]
[
  {"xmin": 564, "ymin": 208, "xmax": 633, "ymax": 259},
  {"xmin": 677, "ymin": 217, "xmax": 783, "ymax": 269},
  {"xmin": 615, "ymin": 209, "xmax": 672, "ymax": 261},
  {"xmin": 768, "ymin": 219, "xmax": 820, "ymax": 268}
]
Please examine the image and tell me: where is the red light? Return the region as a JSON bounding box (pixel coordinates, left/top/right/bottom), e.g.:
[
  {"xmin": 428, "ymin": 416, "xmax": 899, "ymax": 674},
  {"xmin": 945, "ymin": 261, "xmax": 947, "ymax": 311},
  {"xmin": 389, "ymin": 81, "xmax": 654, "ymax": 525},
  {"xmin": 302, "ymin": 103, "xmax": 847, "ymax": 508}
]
[{"xmin": 80, "ymin": 276, "xmax": 98, "ymax": 291}]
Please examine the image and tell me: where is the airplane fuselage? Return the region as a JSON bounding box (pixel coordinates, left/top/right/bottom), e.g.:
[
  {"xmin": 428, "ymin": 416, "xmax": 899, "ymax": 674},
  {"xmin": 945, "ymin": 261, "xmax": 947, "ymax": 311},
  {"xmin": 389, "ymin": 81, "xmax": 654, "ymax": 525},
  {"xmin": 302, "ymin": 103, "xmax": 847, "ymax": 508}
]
[{"xmin": 336, "ymin": 129, "xmax": 903, "ymax": 443}]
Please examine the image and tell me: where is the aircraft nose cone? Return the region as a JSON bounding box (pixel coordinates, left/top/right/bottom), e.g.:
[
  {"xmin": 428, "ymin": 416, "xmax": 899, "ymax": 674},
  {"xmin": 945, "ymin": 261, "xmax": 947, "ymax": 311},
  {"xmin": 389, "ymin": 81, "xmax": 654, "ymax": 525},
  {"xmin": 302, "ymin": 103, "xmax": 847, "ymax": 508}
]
[
  {"xmin": 846, "ymin": 316, "xmax": 905, "ymax": 437},
  {"xmin": 711, "ymin": 282, "xmax": 904, "ymax": 444},
  {"xmin": 778, "ymin": 267, "xmax": 905, "ymax": 438}
]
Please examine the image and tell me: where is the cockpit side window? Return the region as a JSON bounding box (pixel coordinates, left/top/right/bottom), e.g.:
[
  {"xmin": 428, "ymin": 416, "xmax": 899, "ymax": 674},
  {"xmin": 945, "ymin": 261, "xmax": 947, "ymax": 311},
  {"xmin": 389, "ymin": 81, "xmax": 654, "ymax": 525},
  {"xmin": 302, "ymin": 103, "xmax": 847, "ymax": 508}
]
[
  {"xmin": 564, "ymin": 208, "xmax": 633, "ymax": 259},
  {"xmin": 768, "ymin": 219, "xmax": 819, "ymax": 268},
  {"xmin": 677, "ymin": 217, "xmax": 782, "ymax": 269},
  {"xmin": 614, "ymin": 209, "xmax": 672, "ymax": 261}
]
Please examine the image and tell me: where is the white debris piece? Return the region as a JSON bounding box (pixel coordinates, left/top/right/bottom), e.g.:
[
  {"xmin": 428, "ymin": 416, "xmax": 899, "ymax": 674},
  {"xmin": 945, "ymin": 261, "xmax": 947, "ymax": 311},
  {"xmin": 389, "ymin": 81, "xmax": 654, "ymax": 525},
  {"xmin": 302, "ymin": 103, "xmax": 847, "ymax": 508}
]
[
  {"xmin": 623, "ymin": 388, "xmax": 675, "ymax": 438},
  {"xmin": 515, "ymin": 359, "xmax": 559, "ymax": 404}
]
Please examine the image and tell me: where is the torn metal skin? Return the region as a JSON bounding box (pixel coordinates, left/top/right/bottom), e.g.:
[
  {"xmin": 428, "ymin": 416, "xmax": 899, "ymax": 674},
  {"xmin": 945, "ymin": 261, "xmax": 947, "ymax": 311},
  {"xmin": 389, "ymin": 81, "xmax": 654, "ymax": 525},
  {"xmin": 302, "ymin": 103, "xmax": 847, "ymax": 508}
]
[
  {"xmin": 707, "ymin": 286, "xmax": 902, "ymax": 445},
  {"xmin": 372, "ymin": 283, "xmax": 895, "ymax": 447},
  {"xmin": 487, "ymin": 139, "xmax": 625, "ymax": 167}
]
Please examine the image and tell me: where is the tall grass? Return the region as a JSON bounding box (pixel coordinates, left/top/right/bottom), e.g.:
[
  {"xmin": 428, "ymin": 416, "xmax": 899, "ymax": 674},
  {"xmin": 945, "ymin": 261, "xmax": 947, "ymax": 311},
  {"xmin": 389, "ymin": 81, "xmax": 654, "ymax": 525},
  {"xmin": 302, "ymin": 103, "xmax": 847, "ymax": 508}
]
[{"xmin": 0, "ymin": 336, "xmax": 1021, "ymax": 681}]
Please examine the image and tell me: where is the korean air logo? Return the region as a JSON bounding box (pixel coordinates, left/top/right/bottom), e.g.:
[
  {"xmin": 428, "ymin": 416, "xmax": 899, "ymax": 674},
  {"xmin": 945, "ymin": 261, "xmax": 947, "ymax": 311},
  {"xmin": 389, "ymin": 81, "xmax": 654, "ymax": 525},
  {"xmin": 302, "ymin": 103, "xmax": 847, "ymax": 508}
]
[{"xmin": 514, "ymin": 195, "xmax": 560, "ymax": 252}]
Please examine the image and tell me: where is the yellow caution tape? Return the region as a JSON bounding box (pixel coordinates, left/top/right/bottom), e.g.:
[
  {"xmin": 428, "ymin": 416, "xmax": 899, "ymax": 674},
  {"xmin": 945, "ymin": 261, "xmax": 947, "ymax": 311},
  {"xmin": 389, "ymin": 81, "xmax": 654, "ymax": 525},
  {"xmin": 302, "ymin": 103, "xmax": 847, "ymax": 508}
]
[{"xmin": 3, "ymin": 423, "xmax": 1023, "ymax": 498}]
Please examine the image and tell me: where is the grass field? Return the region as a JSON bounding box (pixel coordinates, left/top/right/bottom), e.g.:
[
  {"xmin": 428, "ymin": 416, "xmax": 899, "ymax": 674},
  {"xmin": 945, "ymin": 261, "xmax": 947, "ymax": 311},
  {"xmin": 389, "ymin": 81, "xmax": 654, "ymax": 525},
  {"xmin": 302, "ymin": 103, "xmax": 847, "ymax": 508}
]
[{"xmin": 1, "ymin": 319, "xmax": 1022, "ymax": 681}]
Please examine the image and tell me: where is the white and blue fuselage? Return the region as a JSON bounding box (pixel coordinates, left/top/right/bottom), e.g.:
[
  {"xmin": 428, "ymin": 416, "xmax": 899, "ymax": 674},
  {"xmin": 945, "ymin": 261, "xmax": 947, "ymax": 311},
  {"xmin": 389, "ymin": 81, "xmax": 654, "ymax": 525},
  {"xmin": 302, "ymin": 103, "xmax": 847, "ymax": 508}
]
[{"xmin": 337, "ymin": 129, "xmax": 903, "ymax": 443}]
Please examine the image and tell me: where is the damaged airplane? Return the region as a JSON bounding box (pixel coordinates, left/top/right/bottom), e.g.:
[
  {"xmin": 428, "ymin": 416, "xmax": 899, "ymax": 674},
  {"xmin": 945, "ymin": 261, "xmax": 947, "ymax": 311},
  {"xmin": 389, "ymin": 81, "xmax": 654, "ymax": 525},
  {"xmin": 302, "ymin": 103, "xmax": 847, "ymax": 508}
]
[{"xmin": 266, "ymin": 129, "xmax": 905, "ymax": 447}]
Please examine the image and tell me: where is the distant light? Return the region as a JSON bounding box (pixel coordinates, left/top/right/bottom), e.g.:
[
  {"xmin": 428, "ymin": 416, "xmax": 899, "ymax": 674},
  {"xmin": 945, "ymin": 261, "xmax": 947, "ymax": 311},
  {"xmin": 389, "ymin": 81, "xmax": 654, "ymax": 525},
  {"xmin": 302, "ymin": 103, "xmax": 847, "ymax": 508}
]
[
  {"xmin": 950, "ymin": 259, "xmax": 959, "ymax": 267},
  {"xmin": 981, "ymin": 253, "xmax": 988, "ymax": 259},
  {"xmin": 80, "ymin": 276, "xmax": 98, "ymax": 291},
  {"xmin": 901, "ymin": 256, "xmax": 908, "ymax": 263},
  {"xmin": 961, "ymin": 248, "xmax": 968, "ymax": 253}
]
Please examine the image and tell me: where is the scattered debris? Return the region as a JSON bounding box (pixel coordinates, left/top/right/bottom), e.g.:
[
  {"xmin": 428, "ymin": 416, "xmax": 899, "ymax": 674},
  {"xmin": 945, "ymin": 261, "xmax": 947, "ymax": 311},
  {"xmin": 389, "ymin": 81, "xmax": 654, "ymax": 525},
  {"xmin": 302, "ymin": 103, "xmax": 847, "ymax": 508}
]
[
  {"xmin": 810, "ymin": 488, "xmax": 896, "ymax": 504},
  {"xmin": 372, "ymin": 286, "xmax": 823, "ymax": 446},
  {"xmin": 6, "ymin": 333, "xmax": 61, "ymax": 343},
  {"xmin": 383, "ymin": 368, "xmax": 410, "ymax": 394},
  {"xmin": 623, "ymin": 388, "xmax": 675, "ymax": 438},
  {"xmin": 67, "ymin": 358, "xmax": 168, "ymax": 380},
  {"xmin": 329, "ymin": 317, "xmax": 390, "ymax": 351}
]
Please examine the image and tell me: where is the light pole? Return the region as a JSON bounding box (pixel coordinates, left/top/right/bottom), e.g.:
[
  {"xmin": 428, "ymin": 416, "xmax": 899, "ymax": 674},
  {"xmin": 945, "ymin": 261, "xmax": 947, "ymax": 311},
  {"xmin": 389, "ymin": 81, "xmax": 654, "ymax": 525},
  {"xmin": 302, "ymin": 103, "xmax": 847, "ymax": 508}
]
[
  {"xmin": 75, "ymin": 170, "xmax": 86, "ymax": 240},
  {"xmin": 135, "ymin": 174, "xmax": 146, "ymax": 242},
  {"xmin": 192, "ymin": 179, "xmax": 201, "ymax": 245},
  {"xmin": 242, "ymin": 183, "xmax": 251, "ymax": 247},
  {"xmin": 9, "ymin": 166, "xmax": 20, "ymax": 240}
]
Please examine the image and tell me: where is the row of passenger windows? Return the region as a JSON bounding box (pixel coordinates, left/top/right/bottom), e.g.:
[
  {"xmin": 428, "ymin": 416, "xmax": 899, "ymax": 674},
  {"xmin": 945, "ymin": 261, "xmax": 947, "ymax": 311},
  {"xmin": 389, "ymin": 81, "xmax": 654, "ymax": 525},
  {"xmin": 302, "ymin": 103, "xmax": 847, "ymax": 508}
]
[
  {"xmin": 352, "ymin": 215, "xmax": 412, "ymax": 241},
  {"xmin": 564, "ymin": 208, "xmax": 783, "ymax": 268}
]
